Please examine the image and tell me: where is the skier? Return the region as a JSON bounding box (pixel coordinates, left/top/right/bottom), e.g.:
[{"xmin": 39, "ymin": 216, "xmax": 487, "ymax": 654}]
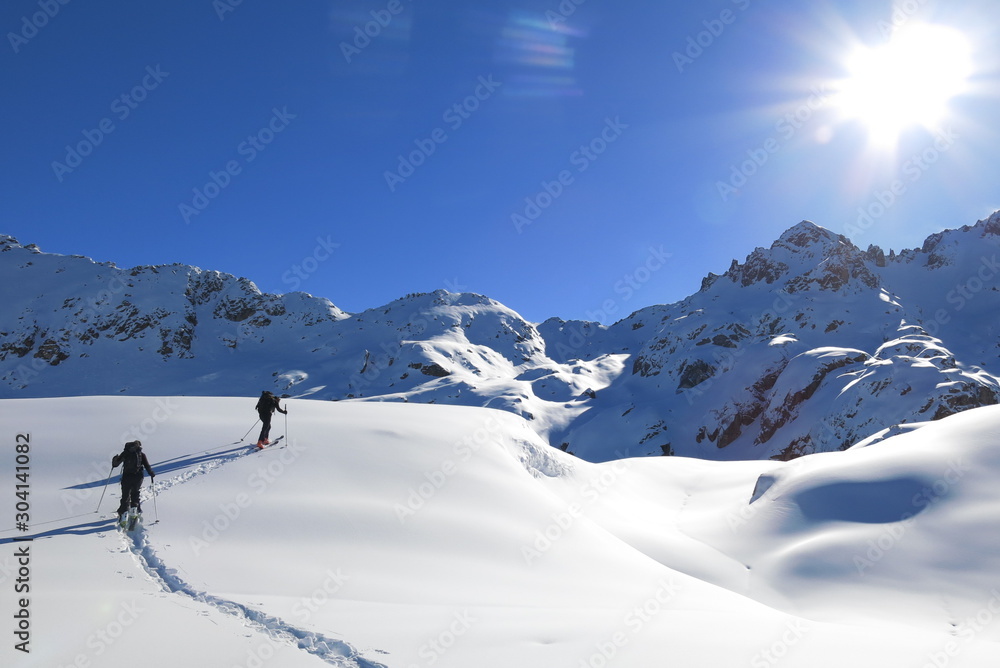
[
  {"xmin": 255, "ymin": 390, "xmax": 287, "ymax": 449},
  {"xmin": 113, "ymin": 440, "xmax": 155, "ymax": 525}
]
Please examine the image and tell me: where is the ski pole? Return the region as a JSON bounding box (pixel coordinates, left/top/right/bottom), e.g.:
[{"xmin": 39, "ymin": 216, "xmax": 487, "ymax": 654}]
[
  {"xmin": 151, "ymin": 477, "xmax": 159, "ymax": 522},
  {"xmin": 96, "ymin": 463, "xmax": 114, "ymax": 513},
  {"xmin": 239, "ymin": 419, "xmax": 260, "ymax": 443},
  {"xmin": 284, "ymin": 408, "xmax": 288, "ymax": 443}
]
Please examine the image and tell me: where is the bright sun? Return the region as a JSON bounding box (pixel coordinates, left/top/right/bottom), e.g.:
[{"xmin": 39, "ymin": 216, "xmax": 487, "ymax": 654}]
[{"xmin": 835, "ymin": 24, "xmax": 972, "ymax": 145}]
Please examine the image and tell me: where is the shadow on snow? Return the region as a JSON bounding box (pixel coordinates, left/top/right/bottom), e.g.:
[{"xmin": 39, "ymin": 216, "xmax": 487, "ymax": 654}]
[
  {"xmin": 0, "ymin": 517, "xmax": 117, "ymax": 543},
  {"xmin": 62, "ymin": 444, "xmax": 254, "ymax": 490}
]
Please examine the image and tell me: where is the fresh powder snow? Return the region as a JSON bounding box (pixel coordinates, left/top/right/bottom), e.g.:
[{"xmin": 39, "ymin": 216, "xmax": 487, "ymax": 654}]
[{"xmin": 3, "ymin": 396, "xmax": 1000, "ymax": 666}]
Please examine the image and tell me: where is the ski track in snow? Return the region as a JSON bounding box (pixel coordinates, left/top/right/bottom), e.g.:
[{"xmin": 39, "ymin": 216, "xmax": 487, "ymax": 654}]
[
  {"xmin": 121, "ymin": 528, "xmax": 386, "ymax": 667},
  {"xmin": 142, "ymin": 436, "xmax": 283, "ymax": 502},
  {"xmin": 120, "ymin": 436, "xmax": 388, "ymax": 668}
]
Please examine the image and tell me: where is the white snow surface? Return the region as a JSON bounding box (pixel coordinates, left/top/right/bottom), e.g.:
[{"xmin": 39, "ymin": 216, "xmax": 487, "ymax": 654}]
[{"xmin": 4, "ymin": 396, "xmax": 1000, "ymax": 667}]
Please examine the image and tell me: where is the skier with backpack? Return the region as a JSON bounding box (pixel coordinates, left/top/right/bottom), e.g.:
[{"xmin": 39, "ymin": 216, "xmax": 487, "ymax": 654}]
[
  {"xmin": 112, "ymin": 440, "xmax": 155, "ymax": 527},
  {"xmin": 255, "ymin": 390, "xmax": 287, "ymax": 449}
]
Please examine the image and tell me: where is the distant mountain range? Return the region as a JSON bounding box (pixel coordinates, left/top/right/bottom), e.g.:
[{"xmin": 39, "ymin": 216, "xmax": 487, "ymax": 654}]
[{"xmin": 4, "ymin": 212, "xmax": 999, "ymax": 461}]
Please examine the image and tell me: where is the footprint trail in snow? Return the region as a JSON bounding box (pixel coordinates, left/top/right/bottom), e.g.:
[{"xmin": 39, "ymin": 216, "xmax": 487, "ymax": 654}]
[{"xmin": 122, "ymin": 435, "xmax": 387, "ymax": 668}]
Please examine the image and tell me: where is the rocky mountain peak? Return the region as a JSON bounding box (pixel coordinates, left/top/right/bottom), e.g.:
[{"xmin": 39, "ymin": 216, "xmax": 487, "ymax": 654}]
[
  {"xmin": 773, "ymin": 220, "xmax": 850, "ymax": 251},
  {"xmin": 719, "ymin": 220, "xmax": 876, "ymax": 293},
  {"xmin": 979, "ymin": 209, "xmax": 1000, "ymax": 237}
]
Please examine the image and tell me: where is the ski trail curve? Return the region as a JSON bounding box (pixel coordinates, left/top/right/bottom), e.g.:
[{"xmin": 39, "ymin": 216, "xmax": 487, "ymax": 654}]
[
  {"xmin": 119, "ymin": 437, "xmax": 388, "ymax": 667},
  {"xmin": 122, "ymin": 527, "xmax": 387, "ymax": 668}
]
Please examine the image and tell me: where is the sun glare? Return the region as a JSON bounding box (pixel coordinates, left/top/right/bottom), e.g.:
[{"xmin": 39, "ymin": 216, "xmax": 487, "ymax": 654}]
[{"xmin": 835, "ymin": 24, "xmax": 972, "ymax": 145}]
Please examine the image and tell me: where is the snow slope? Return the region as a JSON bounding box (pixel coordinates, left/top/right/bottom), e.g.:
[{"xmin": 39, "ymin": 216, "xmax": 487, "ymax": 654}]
[{"xmin": 3, "ymin": 396, "xmax": 1000, "ymax": 667}]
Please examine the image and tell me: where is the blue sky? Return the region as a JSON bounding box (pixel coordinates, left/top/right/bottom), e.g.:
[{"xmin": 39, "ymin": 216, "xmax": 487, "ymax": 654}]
[{"xmin": 3, "ymin": 0, "xmax": 998, "ymax": 323}]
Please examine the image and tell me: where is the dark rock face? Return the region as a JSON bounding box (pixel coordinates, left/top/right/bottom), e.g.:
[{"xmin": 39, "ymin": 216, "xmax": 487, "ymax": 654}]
[
  {"xmin": 419, "ymin": 363, "xmax": 451, "ymax": 378},
  {"xmin": 677, "ymin": 359, "xmax": 716, "ymax": 392}
]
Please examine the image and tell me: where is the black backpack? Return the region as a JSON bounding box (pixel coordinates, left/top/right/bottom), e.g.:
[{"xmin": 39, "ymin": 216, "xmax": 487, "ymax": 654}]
[
  {"xmin": 255, "ymin": 391, "xmax": 274, "ymax": 413},
  {"xmin": 121, "ymin": 441, "xmax": 143, "ymax": 475}
]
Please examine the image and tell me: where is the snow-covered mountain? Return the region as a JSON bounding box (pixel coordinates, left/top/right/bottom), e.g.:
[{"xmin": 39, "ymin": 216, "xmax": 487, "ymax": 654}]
[{"xmin": 3, "ymin": 212, "xmax": 1000, "ymax": 461}]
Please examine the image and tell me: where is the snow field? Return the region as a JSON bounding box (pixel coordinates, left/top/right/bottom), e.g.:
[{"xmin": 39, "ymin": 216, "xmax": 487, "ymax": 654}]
[{"xmin": 2, "ymin": 396, "xmax": 1000, "ymax": 666}]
